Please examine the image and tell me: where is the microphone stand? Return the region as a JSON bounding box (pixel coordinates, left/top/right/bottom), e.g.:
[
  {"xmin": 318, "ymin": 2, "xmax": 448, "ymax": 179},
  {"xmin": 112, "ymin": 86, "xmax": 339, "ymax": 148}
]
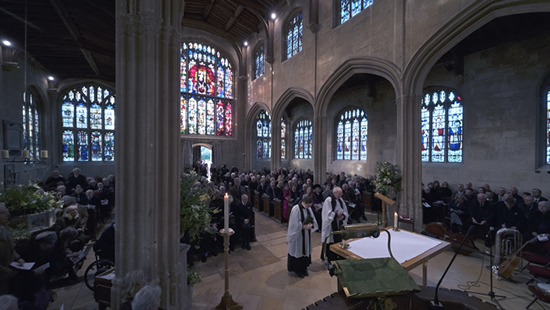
[
  {"xmin": 430, "ymin": 225, "xmax": 474, "ymax": 309},
  {"xmin": 465, "ymin": 227, "xmax": 505, "ymax": 310}
]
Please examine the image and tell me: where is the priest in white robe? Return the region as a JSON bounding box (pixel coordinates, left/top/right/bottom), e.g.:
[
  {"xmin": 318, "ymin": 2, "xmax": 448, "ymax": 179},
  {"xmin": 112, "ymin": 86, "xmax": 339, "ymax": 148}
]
[
  {"xmin": 321, "ymin": 186, "xmax": 348, "ymax": 262},
  {"xmin": 287, "ymin": 196, "xmax": 318, "ymax": 278}
]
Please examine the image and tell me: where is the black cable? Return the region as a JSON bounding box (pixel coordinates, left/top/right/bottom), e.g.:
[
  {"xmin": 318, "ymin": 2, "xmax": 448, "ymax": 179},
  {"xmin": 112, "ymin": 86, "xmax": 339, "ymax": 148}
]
[{"xmin": 457, "ymin": 245, "xmax": 486, "ymax": 291}]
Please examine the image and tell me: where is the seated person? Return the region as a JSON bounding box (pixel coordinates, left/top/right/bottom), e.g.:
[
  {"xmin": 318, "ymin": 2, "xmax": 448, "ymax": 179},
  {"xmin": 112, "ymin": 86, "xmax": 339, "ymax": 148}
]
[
  {"xmin": 496, "ymin": 198, "xmax": 526, "ymax": 234},
  {"xmin": 50, "ymin": 227, "xmax": 81, "ymax": 280},
  {"xmin": 448, "ymin": 193, "xmax": 470, "ymax": 233},
  {"xmin": 469, "ymin": 193, "xmax": 496, "ymax": 240},
  {"xmin": 233, "ymin": 194, "xmax": 254, "ymax": 251},
  {"xmin": 524, "ymin": 201, "xmax": 550, "ymax": 248},
  {"xmin": 120, "ymin": 270, "xmax": 147, "ymax": 310},
  {"xmin": 94, "ymin": 222, "xmax": 115, "ymax": 263}
]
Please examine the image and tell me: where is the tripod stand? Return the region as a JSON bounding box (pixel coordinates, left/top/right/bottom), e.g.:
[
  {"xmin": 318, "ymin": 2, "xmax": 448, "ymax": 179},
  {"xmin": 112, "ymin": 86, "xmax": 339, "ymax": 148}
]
[{"xmin": 465, "ymin": 231, "xmax": 506, "ymax": 310}]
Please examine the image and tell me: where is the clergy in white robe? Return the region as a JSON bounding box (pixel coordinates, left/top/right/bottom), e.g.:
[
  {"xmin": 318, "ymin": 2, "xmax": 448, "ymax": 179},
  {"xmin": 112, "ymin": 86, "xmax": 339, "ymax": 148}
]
[
  {"xmin": 321, "ymin": 186, "xmax": 348, "ymax": 262},
  {"xmin": 287, "ymin": 196, "xmax": 318, "ymax": 278}
]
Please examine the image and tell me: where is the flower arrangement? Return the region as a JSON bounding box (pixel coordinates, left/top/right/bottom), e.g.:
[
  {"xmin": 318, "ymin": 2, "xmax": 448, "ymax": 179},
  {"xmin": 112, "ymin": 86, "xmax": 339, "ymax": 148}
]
[
  {"xmin": 0, "ymin": 182, "xmax": 63, "ymax": 216},
  {"xmin": 180, "ymin": 171, "xmax": 211, "ymax": 244},
  {"xmin": 187, "ymin": 267, "xmax": 202, "ymax": 286},
  {"xmin": 372, "ymin": 162, "xmax": 402, "ymax": 197}
]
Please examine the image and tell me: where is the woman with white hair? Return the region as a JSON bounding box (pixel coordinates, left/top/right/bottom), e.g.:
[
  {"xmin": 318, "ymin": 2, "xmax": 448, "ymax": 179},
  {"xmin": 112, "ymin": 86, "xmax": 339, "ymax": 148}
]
[
  {"xmin": 0, "ymin": 294, "xmax": 18, "ymax": 310},
  {"xmin": 131, "ymin": 285, "xmax": 162, "ymax": 310}
]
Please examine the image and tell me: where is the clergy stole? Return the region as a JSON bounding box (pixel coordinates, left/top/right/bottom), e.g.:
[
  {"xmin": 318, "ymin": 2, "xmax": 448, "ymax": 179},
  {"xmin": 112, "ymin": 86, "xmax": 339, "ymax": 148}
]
[{"xmin": 299, "ymin": 205, "xmax": 311, "ymax": 256}]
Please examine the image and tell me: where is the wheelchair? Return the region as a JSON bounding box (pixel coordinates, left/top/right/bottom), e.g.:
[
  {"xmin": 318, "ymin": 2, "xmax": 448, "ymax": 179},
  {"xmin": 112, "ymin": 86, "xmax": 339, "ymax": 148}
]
[{"xmin": 83, "ymin": 243, "xmax": 115, "ymax": 290}]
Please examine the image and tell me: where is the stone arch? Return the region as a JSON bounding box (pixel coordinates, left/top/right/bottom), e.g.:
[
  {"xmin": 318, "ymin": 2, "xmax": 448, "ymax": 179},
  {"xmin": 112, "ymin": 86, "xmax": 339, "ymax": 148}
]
[
  {"xmin": 246, "ymin": 102, "xmax": 272, "ymax": 170},
  {"xmin": 403, "ymin": 1, "xmax": 550, "ymax": 96},
  {"xmin": 317, "ymin": 57, "xmax": 402, "ymax": 116}
]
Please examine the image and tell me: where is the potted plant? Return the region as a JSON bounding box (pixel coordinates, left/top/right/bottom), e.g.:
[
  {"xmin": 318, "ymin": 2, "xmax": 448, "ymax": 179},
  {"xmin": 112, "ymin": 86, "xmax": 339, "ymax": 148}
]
[{"xmin": 179, "ymin": 171, "xmax": 211, "ymax": 244}]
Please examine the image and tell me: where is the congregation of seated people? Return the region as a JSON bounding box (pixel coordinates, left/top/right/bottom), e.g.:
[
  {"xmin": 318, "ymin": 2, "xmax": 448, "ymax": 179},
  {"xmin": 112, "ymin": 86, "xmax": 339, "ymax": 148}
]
[
  {"xmin": 422, "ymin": 180, "xmax": 550, "ymax": 249},
  {"xmin": 181, "ymin": 163, "xmax": 376, "ymax": 266},
  {"xmin": 1, "ymin": 168, "xmax": 116, "ymax": 310}
]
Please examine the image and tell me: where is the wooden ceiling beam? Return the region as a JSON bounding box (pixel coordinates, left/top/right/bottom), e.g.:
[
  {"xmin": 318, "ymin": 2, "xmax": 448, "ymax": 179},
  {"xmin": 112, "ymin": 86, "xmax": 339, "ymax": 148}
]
[
  {"xmin": 225, "ymin": 5, "xmax": 244, "ymax": 32},
  {"xmin": 49, "ymin": 0, "xmax": 100, "ymax": 76},
  {"xmin": 203, "ymin": 0, "xmax": 216, "ymax": 20}
]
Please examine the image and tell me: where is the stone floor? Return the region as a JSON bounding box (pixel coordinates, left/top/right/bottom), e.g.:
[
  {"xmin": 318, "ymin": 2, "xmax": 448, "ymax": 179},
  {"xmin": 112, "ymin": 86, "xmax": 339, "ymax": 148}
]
[{"xmin": 48, "ymin": 211, "xmax": 550, "ymax": 309}]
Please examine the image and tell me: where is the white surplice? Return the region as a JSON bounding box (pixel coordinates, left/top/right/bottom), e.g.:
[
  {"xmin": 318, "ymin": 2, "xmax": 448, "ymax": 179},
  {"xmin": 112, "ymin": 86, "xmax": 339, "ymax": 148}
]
[
  {"xmin": 287, "ymin": 204, "xmax": 318, "ymax": 258},
  {"xmin": 321, "ymin": 196, "xmax": 348, "ymax": 244}
]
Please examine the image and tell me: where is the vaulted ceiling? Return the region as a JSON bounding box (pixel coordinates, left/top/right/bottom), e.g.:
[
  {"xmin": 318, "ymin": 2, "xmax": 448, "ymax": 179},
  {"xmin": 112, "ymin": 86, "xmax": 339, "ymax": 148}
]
[{"xmin": 0, "ymin": 0, "xmax": 283, "ymax": 84}]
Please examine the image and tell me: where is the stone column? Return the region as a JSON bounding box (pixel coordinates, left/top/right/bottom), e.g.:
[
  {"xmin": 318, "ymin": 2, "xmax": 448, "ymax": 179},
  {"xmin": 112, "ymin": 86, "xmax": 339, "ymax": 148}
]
[
  {"xmin": 396, "ymin": 95, "xmax": 423, "ymax": 232},
  {"xmin": 271, "ymin": 115, "xmax": 281, "ymax": 171},
  {"xmin": 313, "ymin": 114, "xmax": 326, "ymax": 184},
  {"xmin": 182, "ymin": 140, "xmax": 193, "ymax": 171},
  {"xmin": 114, "ymin": 1, "xmax": 187, "ymax": 309}
]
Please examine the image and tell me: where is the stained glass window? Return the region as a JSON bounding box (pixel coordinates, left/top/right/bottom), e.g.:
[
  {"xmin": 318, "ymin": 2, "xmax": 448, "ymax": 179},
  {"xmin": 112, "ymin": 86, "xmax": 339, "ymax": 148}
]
[
  {"xmin": 546, "ymin": 89, "xmax": 550, "ymax": 164},
  {"xmin": 340, "ymin": 0, "xmax": 373, "ymax": 25},
  {"xmin": 285, "ymin": 12, "xmax": 303, "ymax": 60},
  {"xmin": 336, "ymin": 108, "xmax": 367, "ymax": 161},
  {"xmin": 254, "ymin": 44, "xmax": 265, "ymax": 80},
  {"xmin": 22, "ymin": 90, "xmax": 40, "ymax": 160},
  {"xmin": 421, "ymin": 89, "xmax": 463, "ymax": 163},
  {"xmin": 256, "ymin": 110, "xmax": 271, "ymax": 159},
  {"xmin": 281, "ymin": 118, "xmax": 287, "ymax": 159},
  {"xmin": 180, "ymin": 42, "xmax": 233, "ymax": 136},
  {"xmin": 294, "ymin": 119, "xmax": 312, "ymax": 159},
  {"xmin": 61, "ymin": 85, "xmax": 115, "ymax": 162}
]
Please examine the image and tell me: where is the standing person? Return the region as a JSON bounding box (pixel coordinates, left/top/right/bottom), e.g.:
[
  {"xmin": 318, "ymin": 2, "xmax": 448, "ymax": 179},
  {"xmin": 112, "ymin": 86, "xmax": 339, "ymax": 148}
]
[
  {"xmin": 233, "ymin": 194, "xmax": 253, "ymax": 250},
  {"xmin": 287, "ymin": 196, "xmax": 318, "ymax": 278},
  {"xmin": 282, "ymin": 185, "xmax": 293, "ymax": 221},
  {"xmin": 321, "ymin": 187, "xmax": 348, "ymax": 262}
]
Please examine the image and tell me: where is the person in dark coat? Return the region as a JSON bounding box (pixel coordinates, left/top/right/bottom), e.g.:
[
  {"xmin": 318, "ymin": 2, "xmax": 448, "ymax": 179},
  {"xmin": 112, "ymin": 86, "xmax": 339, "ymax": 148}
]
[{"xmin": 233, "ymin": 194, "xmax": 253, "ymax": 250}]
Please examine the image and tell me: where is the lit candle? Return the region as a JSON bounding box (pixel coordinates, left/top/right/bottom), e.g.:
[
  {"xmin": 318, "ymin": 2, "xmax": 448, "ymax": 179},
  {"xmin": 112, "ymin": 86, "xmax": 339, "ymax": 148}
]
[
  {"xmin": 1, "ymin": 150, "xmax": 9, "ymax": 159},
  {"xmin": 21, "ymin": 150, "xmax": 30, "ymax": 159},
  {"xmin": 224, "ymin": 193, "xmax": 229, "ymax": 234},
  {"xmin": 394, "ymin": 212, "xmax": 398, "ymax": 231},
  {"xmin": 40, "ymin": 150, "xmax": 48, "ymax": 159}
]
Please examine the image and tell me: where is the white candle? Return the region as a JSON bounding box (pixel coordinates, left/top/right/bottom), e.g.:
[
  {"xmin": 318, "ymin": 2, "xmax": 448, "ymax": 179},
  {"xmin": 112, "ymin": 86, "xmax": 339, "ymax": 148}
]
[
  {"xmin": 224, "ymin": 193, "xmax": 229, "ymax": 234},
  {"xmin": 21, "ymin": 150, "xmax": 30, "ymax": 159},
  {"xmin": 40, "ymin": 150, "xmax": 48, "ymax": 159},
  {"xmin": 394, "ymin": 212, "xmax": 398, "ymax": 231},
  {"xmin": 1, "ymin": 150, "xmax": 9, "ymax": 159}
]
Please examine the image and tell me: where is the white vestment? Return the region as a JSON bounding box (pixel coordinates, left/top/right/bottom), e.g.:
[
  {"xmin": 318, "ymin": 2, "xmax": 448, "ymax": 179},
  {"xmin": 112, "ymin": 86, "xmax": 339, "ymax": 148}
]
[
  {"xmin": 321, "ymin": 196, "xmax": 349, "ymax": 243},
  {"xmin": 287, "ymin": 204, "xmax": 318, "ymax": 258}
]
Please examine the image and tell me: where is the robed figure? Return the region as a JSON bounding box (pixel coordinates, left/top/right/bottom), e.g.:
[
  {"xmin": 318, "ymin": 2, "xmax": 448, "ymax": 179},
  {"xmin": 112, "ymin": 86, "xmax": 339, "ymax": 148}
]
[{"xmin": 287, "ymin": 197, "xmax": 318, "ymax": 278}]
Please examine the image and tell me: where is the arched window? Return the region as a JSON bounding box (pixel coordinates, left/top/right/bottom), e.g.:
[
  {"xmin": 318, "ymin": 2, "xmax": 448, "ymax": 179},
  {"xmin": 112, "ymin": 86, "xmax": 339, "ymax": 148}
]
[
  {"xmin": 61, "ymin": 85, "xmax": 116, "ymax": 162},
  {"xmin": 336, "ymin": 108, "xmax": 367, "ymax": 161},
  {"xmin": 294, "ymin": 119, "xmax": 312, "ymax": 159},
  {"xmin": 281, "ymin": 117, "xmax": 287, "ymax": 159},
  {"xmin": 254, "ymin": 44, "xmax": 265, "ymax": 80},
  {"xmin": 22, "ymin": 90, "xmax": 40, "ymax": 160},
  {"xmin": 339, "ymin": 0, "xmax": 373, "ymax": 25},
  {"xmin": 285, "ymin": 12, "xmax": 303, "ymax": 60},
  {"xmin": 421, "ymin": 89, "xmax": 463, "ymax": 163},
  {"xmin": 546, "ymin": 88, "xmax": 550, "ymax": 164},
  {"xmin": 256, "ymin": 110, "xmax": 271, "ymax": 159},
  {"xmin": 180, "ymin": 42, "xmax": 233, "ymax": 136}
]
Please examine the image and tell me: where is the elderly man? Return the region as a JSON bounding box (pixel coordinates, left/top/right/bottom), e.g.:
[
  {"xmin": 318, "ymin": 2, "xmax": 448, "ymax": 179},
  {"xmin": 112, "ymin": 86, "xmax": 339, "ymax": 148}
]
[
  {"xmin": 45, "ymin": 170, "xmax": 66, "ymax": 190},
  {"xmin": 470, "ymin": 193, "xmax": 495, "ymax": 240},
  {"xmin": 82, "ymin": 189, "xmax": 101, "ymax": 238},
  {"xmin": 66, "ymin": 167, "xmax": 87, "ymax": 193},
  {"xmin": 321, "ymin": 186, "xmax": 348, "ymax": 262},
  {"xmin": 233, "ymin": 194, "xmax": 254, "ymax": 250},
  {"xmin": 0, "ymin": 203, "xmax": 25, "ymax": 295},
  {"xmin": 524, "ymin": 201, "xmax": 550, "ymax": 246}
]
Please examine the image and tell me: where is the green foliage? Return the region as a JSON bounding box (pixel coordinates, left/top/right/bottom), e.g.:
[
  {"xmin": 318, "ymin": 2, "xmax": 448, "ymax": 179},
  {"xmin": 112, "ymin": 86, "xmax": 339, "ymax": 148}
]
[
  {"xmin": 7, "ymin": 221, "xmax": 32, "ymax": 242},
  {"xmin": 372, "ymin": 162, "xmax": 402, "ymax": 196},
  {"xmin": 0, "ymin": 183, "xmax": 63, "ymax": 216},
  {"xmin": 187, "ymin": 267, "xmax": 202, "ymax": 286},
  {"xmin": 180, "ymin": 172, "xmax": 211, "ymax": 244}
]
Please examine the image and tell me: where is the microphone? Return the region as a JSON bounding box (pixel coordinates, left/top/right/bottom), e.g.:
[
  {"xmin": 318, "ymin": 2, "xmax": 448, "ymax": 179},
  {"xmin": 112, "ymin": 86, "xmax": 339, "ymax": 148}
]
[
  {"xmin": 430, "ymin": 225, "xmax": 475, "ymax": 309},
  {"xmin": 485, "ymin": 227, "xmax": 495, "ymax": 248}
]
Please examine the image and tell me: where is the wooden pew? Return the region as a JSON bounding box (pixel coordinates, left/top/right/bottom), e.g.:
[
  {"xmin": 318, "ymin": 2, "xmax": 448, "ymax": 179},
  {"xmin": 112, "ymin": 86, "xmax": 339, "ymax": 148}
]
[
  {"xmin": 263, "ymin": 194, "xmax": 271, "ymax": 216},
  {"xmin": 273, "ymin": 198, "xmax": 284, "ymax": 222},
  {"xmin": 254, "ymin": 190, "xmax": 261, "ymax": 211},
  {"xmin": 362, "ymin": 191, "xmax": 373, "ymax": 212}
]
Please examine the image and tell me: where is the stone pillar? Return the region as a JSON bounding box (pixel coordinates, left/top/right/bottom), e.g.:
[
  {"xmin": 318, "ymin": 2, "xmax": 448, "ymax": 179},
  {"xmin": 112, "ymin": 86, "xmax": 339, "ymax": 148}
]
[
  {"xmin": 271, "ymin": 115, "xmax": 281, "ymax": 171},
  {"xmin": 396, "ymin": 95, "xmax": 423, "ymax": 232},
  {"xmin": 313, "ymin": 114, "xmax": 326, "ymax": 184},
  {"xmin": 114, "ymin": 1, "xmax": 187, "ymax": 309},
  {"xmin": 182, "ymin": 140, "xmax": 193, "ymax": 171}
]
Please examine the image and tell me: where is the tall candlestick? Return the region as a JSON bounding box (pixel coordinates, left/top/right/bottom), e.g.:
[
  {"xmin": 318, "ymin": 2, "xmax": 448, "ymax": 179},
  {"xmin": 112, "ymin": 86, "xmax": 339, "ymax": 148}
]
[
  {"xmin": 394, "ymin": 212, "xmax": 398, "ymax": 231},
  {"xmin": 1, "ymin": 150, "xmax": 8, "ymax": 159},
  {"xmin": 224, "ymin": 193, "xmax": 229, "ymax": 233}
]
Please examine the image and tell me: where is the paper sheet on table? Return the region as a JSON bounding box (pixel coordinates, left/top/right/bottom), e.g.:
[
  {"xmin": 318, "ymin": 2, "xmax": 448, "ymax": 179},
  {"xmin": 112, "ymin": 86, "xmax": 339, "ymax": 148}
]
[{"xmin": 347, "ymin": 229, "xmax": 442, "ymax": 264}]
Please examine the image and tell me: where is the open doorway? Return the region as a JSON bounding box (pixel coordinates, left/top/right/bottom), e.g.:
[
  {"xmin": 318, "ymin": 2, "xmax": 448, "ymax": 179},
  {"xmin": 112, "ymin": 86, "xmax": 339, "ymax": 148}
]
[{"xmin": 192, "ymin": 144, "xmax": 212, "ymax": 180}]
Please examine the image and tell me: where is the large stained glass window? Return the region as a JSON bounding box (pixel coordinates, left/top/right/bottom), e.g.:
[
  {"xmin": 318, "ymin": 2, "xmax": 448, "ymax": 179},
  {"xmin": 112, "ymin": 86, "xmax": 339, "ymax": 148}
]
[
  {"xmin": 254, "ymin": 44, "xmax": 265, "ymax": 80},
  {"xmin": 285, "ymin": 12, "xmax": 303, "ymax": 60},
  {"xmin": 180, "ymin": 42, "xmax": 233, "ymax": 136},
  {"xmin": 421, "ymin": 89, "xmax": 463, "ymax": 163},
  {"xmin": 22, "ymin": 90, "xmax": 40, "ymax": 160},
  {"xmin": 336, "ymin": 108, "xmax": 367, "ymax": 161},
  {"xmin": 294, "ymin": 119, "xmax": 312, "ymax": 159},
  {"xmin": 546, "ymin": 89, "xmax": 550, "ymax": 164},
  {"xmin": 281, "ymin": 118, "xmax": 287, "ymax": 159},
  {"xmin": 61, "ymin": 85, "xmax": 115, "ymax": 162},
  {"xmin": 256, "ymin": 110, "xmax": 271, "ymax": 159},
  {"xmin": 340, "ymin": 0, "xmax": 373, "ymax": 25}
]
